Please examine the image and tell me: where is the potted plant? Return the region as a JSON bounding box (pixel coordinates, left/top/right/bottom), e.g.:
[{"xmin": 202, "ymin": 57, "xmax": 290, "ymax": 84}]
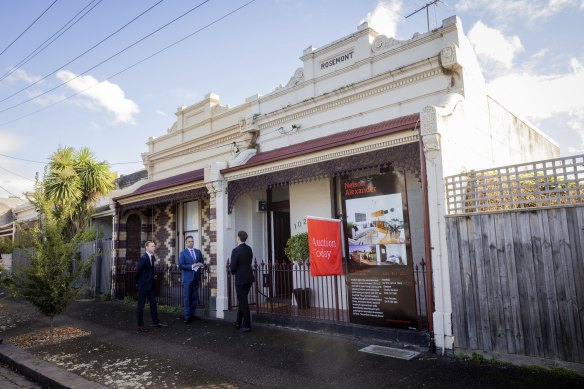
[{"xmin": 284, "ymin": 232, "xmax": 311, "ymax": 309}]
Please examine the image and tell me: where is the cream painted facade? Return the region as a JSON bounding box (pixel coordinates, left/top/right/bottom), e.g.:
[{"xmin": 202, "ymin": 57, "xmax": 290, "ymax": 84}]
[{"xmin": 121, "ymin": 16, "xmax": 559, "ymax": 350}]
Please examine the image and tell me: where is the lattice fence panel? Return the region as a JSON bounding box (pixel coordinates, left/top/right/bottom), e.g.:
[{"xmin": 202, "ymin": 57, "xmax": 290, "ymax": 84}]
[{"xmin": 445, "ymin": 155, "xmax": 584, "ymax": 215}]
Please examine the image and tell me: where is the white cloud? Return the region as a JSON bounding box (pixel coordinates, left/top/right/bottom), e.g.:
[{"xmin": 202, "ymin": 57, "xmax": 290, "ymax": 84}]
[
  {"xmin": 25, "ymin": 90, "xmax": 66, "ymax": 106},
  {"xmin": 361, "ymin": 1, "xmax": 402, "ymax": 38},
  {"xmin": 4, "ymin": 68, "xmax": 42, "ymax": 84},
  {"xmin": 468, "ymin": 21, "xmax": 523, "ymax": 70},
  {"xmin": 487, "ymin": 58, "xmax": 584, "ymax": 145},
  {"xmin": 456, "ymin": 0, "xmax": 579, "ymax": 22},
  {"xmin": 0, "ymin": 131, "xmax": 25, "ymax": 153},
  {"xmin": 56, "ymin": 70, "xmax": 139, "ymax": 124},
  {"xmin": 531, "ymin": 49, "xmax": 548, "ymax": 59},
  {"xmin": 155, "ymin": 109, "xmax": 166, "ymax": 116}
]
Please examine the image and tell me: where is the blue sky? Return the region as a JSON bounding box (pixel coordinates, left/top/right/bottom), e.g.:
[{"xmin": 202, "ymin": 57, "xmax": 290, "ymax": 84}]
[{"xmin": 1, "ymin": 0, "xmax": 583, "ymax": 198}]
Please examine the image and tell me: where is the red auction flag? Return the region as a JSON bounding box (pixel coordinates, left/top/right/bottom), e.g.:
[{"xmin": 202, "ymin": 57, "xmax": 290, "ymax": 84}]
[{"xmin": 308, "ymin": 217, "xmax": 343, "ymax": 276}]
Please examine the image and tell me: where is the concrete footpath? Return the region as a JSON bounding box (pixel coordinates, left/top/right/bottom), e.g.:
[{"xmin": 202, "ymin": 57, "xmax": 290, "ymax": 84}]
[
  {"xmin": 0, "ymin": 297, "xmax": 582, "ymax": 389},
  {"xmin": 0, "ymin": 361, "xmax": 41, "ymax": 389}
]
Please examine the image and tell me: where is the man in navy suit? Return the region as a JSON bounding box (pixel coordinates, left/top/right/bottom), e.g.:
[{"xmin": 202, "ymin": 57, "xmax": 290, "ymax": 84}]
[
  {"xmin": 178, "ymin": 235, "xmax": 205, "ymax": 323},
  {"xmin": 135, "ymin": 240, "xmax": 168, "ymax": 332},
  {"xmin": 230, "ymin": 230, "xmax": 255, "ymax": 332}
]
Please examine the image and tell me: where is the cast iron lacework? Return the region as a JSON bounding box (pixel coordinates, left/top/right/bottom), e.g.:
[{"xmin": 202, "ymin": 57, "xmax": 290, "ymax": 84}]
[
  {"xmin": 227, "ymin": 142, "xmax": 420, "ymax": 213},
  {"xmin": 118, "ymin": 187, "xmax": 208, "ymax": 215}
]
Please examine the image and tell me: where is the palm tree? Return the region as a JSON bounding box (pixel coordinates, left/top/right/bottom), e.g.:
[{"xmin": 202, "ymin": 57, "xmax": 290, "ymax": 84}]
[{"xmin": 43, "ymin": 146, "xmax": 116, "ymax": 233}]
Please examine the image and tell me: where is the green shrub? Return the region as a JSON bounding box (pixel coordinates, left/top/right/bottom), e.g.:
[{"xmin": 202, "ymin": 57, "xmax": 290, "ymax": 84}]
[{"xmin": 284, "ymin": 232, "xmax": 309, "ymax": 264}]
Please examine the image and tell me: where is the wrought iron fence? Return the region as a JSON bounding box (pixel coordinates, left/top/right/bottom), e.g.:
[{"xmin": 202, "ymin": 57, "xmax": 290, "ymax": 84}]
[
  {"xmin": 114, "ymin": 264, "xmax": 212, "ymax": 309},
  {"xmin": 227, "ymin": 258, "xmax": 429, "ymax": 330}
]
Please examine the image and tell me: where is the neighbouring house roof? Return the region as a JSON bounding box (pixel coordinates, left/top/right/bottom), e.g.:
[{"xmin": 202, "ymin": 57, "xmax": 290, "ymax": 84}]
[
  {"xmin": 135, "ymin": 169, "xmax": 204, "ymax": 195},
  {"xmin": 222, "ymin": 113, "xmax": 420, "ymax": 174},
  {"xmin": 0, "ymin": 197, "xmax": 26, "ymax": 212},
  {"xmin": 116, "ymin": 169, "xmax": 148, "ymax": 189},
  {"xmin": 114, "ymin": 168, "xmax": 206, "ymax": 212}
]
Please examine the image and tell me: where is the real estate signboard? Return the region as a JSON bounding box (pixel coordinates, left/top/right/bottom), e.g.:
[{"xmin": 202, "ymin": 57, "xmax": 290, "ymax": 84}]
[{"xmin": 342, "ymin": 170, "xmax": 417, "ymax": 328}]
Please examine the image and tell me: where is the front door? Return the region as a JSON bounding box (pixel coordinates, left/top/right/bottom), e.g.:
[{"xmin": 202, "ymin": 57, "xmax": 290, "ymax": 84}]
[{"xmin": 272, "ymin": 205, "xmax": 292, "ymax": 299}]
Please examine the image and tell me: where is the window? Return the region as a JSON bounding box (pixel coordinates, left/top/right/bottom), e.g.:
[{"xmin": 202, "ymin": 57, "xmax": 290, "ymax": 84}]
[{"xmin": 182, "ymin": 200, "xmax": 199, "ymax": 248}]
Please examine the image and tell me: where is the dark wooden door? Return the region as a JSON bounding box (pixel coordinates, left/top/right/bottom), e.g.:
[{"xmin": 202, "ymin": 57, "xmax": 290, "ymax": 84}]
[{"xmin": 273, "ymin": 210, "xmax": 292, "ymax": 298}]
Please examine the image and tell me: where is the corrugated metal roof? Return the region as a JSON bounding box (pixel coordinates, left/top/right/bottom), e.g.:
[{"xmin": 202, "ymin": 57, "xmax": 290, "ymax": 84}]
[{"xmin": 115, "ymin": 168, "xmax": 204, "ymax": 200}]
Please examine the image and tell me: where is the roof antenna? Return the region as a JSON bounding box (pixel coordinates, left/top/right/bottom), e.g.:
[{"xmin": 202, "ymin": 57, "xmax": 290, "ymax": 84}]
[{"xmin": 405, "ymin": 0, "xmax": 441, "ymax": 32}]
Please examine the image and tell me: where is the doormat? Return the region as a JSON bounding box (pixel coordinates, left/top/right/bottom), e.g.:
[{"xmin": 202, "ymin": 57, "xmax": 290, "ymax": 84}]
[{"xmin": 358, "ymin": 345, "xmax": 420, "ymax": 360}]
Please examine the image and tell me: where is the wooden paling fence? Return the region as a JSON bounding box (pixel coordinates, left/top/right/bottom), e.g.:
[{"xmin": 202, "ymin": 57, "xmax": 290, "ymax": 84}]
[{"xmin": 446, "ymin": 207, "xmax": 584, "ymax": 363}]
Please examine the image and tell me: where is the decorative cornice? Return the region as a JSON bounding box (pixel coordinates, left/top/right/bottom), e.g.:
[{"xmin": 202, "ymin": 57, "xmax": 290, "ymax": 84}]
[
  {"xmin": 299, "ymin": 30, "xmax": 366, "ymax": 61},
  {"xmin": 148, "ymin": 130, "xmax": 241, "ymax": 163},
  {"xmin": 224, "ymin": 134, "xmax": 418, "ymax": 182},
  {"xmin": 260, "ymin": 24, "xmax": 451, "ymax": 105},
  {"xmin": 149, "ymin": 103, "xmax": 251, "ymax": 145},
  {"xmin": 258, "ymin": 67, "xmax": 441, "ymax": 131}
]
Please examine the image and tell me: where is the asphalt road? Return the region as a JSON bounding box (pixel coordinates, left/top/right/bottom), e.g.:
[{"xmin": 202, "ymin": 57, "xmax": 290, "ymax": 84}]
[{"xmin": 0, "ymin": 297, "xmax": 582, "ymax": 388}]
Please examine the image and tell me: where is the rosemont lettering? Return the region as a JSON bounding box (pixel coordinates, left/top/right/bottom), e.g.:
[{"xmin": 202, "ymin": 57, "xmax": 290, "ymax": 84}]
[{"xmin": 320, "ymin": 51, "xmax": 354, "ymax": 70}]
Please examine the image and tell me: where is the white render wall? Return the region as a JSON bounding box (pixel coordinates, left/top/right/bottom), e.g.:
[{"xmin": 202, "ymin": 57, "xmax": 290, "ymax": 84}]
[
  {"xmin": 232, "ymin": 190, "xmax": 267, "ymax": 264},
  {"xmin": 289, "ymin": 179, "xmax": 333, "ymax": 235}
]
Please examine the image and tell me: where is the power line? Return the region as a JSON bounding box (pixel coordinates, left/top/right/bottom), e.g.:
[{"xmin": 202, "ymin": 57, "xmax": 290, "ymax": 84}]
[
  {"xmin": 0, "ymin": 0, "xmax": 166, "ymax": 105},
  {"xmin": 0, "ymin": 0, "xmax": 103, "ymax": 83},
  {"xmin": 0, "ymin": 165, "xmax": 35, "ymax": 181},
  {"xmin": 110, "ymin": 161, "xmax": 143, "ymax": 165},
  {"xmin": 0, "ymin": 152, "xmax": 143, "ymax": 166},
  {"xmin": 0, "ymin": 0, "xmax": 213, "ymax": 113},
  {"xmin": 0, "ymin": 0, "xmax": 59, "ymax": 58},
  {"xmin": 0, "ymin": 0, "xmax": 256, "ymax": 126},
  {"xmin": 0, "ymin": 153, "xmax": 45, "ymax": 164},
  {"xmin": 0, "ymin": 184, "xmax": 19, "ymax": 197}
]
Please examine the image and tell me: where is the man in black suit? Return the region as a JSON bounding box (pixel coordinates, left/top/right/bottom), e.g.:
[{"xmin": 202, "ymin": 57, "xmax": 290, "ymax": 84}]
[
  {"xmin": 135, "ymin": 240, "xmax": 168, "ymax": 332},
  {"xmin": 230, "ymin": 230, "xmax": 255, "ymax": 332}
]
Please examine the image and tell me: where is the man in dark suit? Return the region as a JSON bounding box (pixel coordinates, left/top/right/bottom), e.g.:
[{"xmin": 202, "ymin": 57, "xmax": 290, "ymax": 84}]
[
  {"xmin": 135, "ymin": 240, "xmax": 168, "ymax": 332},
  {"xmin": 230, "ymin": 230, "xmax": 255, "ymax": 332},
  {"xmin": 178, "ymin": 235, "xmax": 205, "ymax": 323}
]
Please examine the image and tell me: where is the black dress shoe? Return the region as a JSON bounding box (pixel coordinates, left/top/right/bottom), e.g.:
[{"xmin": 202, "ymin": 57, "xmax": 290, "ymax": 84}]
[
  {"xmin": 137, "ymin": 326, "xmax": 148, "ymax": 333},
  {"xmin": 239, "ymin": 327, "xmax": 251, "ymax": 333},
  {"xmin": 191, "ymin": 315, "xmax": 201, "ymax": 320},
  {"xmin": 233, "ymin": 322, "xmax": 241, "ymax": 329},
  {"xmin": 184, "ymin": 318, "xmax": 191, "ymax": 324},
  {"xmin": 152, "ymin": 322, "xmax": 168, "ymax": 328}
]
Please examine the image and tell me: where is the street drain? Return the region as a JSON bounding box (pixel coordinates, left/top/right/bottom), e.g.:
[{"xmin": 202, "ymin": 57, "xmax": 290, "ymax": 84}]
[{"xmin": 359, "ymin": 345, "xmax": 420, "ymax": 360}]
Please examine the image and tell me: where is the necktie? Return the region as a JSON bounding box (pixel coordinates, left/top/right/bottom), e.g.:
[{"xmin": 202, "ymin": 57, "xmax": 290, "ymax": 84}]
[
  {"xmin": 190, "ymin": 249, "xmax": 195, "ymax": 259},
  {"xmin": 150, "ymin": 255, "xmax": 154, "ymax": 267}
]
